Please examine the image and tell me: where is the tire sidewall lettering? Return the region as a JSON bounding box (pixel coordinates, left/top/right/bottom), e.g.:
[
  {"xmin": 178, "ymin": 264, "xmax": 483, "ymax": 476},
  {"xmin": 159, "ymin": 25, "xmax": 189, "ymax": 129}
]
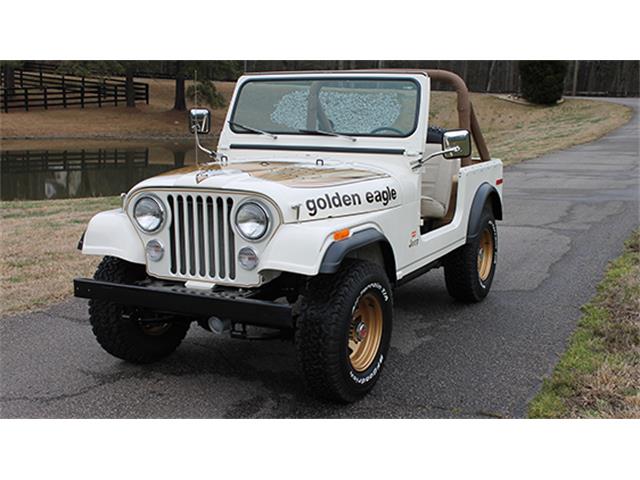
[
  {"xmin": 351, "ymin": 282, "xmax": 390, "ymax": 317},
  {"xmin": 349, "ymin": 354, "xmax": 384, "ymax": 385}
]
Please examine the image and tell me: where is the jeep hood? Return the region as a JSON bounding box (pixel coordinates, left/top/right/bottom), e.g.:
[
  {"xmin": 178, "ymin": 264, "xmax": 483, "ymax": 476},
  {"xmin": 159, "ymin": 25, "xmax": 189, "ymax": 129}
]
[
  {"xmin": 154, "ymin": 161, "xmax": 388, "ymax": 187},
  {"xmin": 129, "ymin": 159, "xmax": 403, "ymax": 222}
]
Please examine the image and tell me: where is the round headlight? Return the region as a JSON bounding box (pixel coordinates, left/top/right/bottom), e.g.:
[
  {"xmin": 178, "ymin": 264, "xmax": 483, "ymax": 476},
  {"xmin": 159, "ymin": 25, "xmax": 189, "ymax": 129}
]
[
  {"xmin": 235, "ymin": 201, "xmax": 269, "ymax": 240},
  {"xmin": 134, "ymin": 195, "xmax": 164, "ymax": 232}
]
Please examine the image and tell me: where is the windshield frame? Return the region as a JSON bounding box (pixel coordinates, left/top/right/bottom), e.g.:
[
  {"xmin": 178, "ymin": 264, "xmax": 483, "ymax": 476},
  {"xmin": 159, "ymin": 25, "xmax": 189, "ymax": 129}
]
[{"xmin": 228, "ymin": 76, "xmax": 422, "ymax": 139}]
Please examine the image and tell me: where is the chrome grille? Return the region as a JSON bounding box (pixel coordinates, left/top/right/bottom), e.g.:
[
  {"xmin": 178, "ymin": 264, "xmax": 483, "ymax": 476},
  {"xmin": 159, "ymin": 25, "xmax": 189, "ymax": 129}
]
[{"xmin": 167, "ymin": 193, "xmax": 236, "ymax": 281}]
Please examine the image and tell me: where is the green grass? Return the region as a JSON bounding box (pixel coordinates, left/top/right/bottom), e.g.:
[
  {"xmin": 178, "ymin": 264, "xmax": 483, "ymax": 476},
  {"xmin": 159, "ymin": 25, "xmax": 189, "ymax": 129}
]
[{"xmin": 528, "ymin": 231, "xmax": 640, "ymax": 418}]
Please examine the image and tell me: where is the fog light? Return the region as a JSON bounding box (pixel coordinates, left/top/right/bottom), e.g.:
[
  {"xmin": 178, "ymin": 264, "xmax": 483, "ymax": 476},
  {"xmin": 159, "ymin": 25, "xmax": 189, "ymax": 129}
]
[
  {"xmin": 238, "ymin": 247, "xmax": 258, "ymax": 270},
  {"xmin": 146, "ymin": 240, "xmax": 164, "ymax": 261}
]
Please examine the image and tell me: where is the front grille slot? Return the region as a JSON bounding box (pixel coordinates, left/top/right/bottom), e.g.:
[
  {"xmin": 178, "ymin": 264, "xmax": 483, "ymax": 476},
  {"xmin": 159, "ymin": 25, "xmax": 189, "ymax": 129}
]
[
  {"xmin": 227, "ymin": 198, "xmax": 236, "ymax": 280},
  {"xmin": 206, "ymin": 197, "xmax": 216, "ymax": 276},
  {"xmin": 187, "ymin": 196, "xmax": 195, "ymax": 275},
  {"xmin": 217, "ymin": 197, "xmax": 225, "ymax": 278},
  {"xmin": 196, "ymin": 197, "xmax": 205, "ymax": 277},
  {"xmin": 167, "ymin": 193, "xmax": 236, "ymax": 280},
  {"xmin": 168, "ymin": 196, "xmax": 177, "ymax": 273}
]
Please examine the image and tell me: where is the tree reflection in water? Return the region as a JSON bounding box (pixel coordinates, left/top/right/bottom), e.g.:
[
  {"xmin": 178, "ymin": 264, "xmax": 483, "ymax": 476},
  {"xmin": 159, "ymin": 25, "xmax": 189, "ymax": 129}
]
[{"xmin": 1, "ymin": 142, "xmax": 196, "ymax": 201}]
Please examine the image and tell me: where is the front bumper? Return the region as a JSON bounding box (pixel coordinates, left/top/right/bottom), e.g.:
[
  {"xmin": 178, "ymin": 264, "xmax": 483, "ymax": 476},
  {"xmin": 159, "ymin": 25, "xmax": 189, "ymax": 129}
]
[{"xmin": 73, "ymin": 278, "xmax": 294, "ymax": 329}]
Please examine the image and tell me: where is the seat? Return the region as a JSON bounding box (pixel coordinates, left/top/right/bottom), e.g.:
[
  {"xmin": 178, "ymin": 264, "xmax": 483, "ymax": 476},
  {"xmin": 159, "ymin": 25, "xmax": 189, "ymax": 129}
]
[
  {"xmin": 420, "ymin": 153, "xmax": 460, "ymax": 219},
  {"xmin": 426, "ymin": 125, "xmax": 446, "ymax": 144}
]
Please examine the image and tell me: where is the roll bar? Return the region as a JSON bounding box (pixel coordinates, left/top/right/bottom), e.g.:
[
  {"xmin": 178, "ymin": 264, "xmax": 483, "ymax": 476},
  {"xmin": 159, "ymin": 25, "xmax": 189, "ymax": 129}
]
[
  {"xmin": 247, "ymin": 68, "xmax": 491, "ymax": 165},
  {"xmin": 423, "ymin": 69, "xmax": 490, "ymax": 165}
]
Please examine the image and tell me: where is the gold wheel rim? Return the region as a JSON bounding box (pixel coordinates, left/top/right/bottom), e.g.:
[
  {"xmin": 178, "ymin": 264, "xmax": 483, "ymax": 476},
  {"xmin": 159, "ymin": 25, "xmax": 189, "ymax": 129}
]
[
  {"xmin": 477, "ymin": 227, "xmax": 494, "ymax": 282},
  {"xmin": 348, "ymin": 293, "xmax": 383, "ymax": 372}
]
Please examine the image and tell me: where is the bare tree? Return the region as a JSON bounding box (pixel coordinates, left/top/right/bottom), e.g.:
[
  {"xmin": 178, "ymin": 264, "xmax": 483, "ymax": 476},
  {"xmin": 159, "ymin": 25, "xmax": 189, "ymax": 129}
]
[
  {"xmin": 485, "ymin": 60, "xmax": 497, "ymax": 92},
  {"xmin": 571, "ymin": 61, "xmax": 579, "ymax": 97},
  {"xmin": 173, "ymin": 61, "xmax": 186, "ymax": 111}
]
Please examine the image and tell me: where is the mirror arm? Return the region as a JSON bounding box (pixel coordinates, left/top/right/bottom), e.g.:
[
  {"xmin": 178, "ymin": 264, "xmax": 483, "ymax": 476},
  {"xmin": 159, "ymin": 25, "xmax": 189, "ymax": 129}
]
[
  {"xmin": 192, "ymin": 126, "xmax": 217, "ymax": 163},
  {"xmin": 411, "ymin": 146, "xmax": 460, "ymax": 170}
]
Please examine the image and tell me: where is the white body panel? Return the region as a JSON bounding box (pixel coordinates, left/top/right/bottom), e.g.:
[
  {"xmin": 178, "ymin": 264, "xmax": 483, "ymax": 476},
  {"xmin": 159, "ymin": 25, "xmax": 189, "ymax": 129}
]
[
  {"xmin": 82, "ymin": 209, "xmax": 145, "ymax": 264},
  {"xmin": 81, "ymin": 71, "xmax": 503, "ymax": 287}
]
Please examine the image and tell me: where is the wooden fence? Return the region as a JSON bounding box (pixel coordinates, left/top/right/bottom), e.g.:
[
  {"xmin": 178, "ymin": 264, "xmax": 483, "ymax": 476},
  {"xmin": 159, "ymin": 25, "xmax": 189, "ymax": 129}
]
[
  {"xmin": 0, "ymin": 148, "xmax": 149, "ymax": 173},
  {"xmin": 1, "ymin": 70, "xmax": 149, "ymax": 112},
  {"xmin": 22, "ymin": 60, "xmax": 177, "ymax": 80},
  {"xmin": 20, "ymin": 61, "xmax": 59, "ymax": 74}
]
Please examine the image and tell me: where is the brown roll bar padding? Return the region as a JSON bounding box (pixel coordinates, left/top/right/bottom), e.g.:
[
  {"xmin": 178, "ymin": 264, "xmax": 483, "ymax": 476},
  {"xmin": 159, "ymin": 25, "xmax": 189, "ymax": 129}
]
[
  {"xmin": 423, "ymin": 70, "xmax": 491, "ymax": 165},
  {"xmin": 248, "ymin": 68, "xmax": 491, "ymax": 165}
]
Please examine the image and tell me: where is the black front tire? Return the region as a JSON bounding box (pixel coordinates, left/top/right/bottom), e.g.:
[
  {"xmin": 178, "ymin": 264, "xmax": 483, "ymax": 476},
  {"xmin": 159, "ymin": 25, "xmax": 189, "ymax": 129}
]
[
  {"xmin": 88, "ymin": 256, "xmax": 190, "ymax": 364},
  {"xmin": 444, "ymin": 208, "xmax": 498, "ymax": 303},
  {"xmin": 295, "ymin": 260, "xmax": 393, "ymax": 403}
]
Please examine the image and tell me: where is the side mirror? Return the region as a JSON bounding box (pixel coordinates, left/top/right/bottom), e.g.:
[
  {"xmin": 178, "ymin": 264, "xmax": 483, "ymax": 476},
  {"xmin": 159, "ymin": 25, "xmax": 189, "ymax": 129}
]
[
  {"xmin": 189, "ymin": 108, "xmax": 211, "ymax": 134},
  {"xmin": 442, "ymin": 129, "xmax": 471, "ymax": 159}
]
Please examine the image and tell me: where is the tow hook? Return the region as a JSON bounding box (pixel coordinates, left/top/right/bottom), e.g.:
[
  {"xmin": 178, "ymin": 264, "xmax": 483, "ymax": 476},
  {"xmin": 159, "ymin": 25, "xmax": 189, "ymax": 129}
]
[{"xmin": 208, "ymin": 316, "xmax": 231, "ymax": 335}]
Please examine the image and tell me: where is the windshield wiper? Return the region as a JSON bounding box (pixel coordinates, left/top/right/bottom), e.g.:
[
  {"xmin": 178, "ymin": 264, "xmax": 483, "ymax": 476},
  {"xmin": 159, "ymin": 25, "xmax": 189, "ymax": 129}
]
[
  {"xmin": 297, "ymin": 129, "xmax": 357, "ymax": 142},
  {"xmin": 228, "ymin": 121, "xmax": 278, "ymax": 139}
]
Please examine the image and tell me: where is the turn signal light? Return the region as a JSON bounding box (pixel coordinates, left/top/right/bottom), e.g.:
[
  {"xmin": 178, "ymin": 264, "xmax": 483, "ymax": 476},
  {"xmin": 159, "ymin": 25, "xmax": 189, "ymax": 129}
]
[{"xmin": 333, "ymin": 228, "xmax": 350, "ymax": 241}]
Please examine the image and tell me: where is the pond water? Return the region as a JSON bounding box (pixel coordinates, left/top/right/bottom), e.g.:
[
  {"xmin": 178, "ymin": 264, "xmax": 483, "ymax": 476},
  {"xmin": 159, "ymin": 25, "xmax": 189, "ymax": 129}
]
[{"xmin": 0, "ymin": 139, "xmax": 215, "ymax": 201}]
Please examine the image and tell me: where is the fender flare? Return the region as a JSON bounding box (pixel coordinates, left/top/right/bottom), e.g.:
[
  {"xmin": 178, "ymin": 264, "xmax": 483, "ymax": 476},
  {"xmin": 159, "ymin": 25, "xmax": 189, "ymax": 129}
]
[
  {"xmin": 467, "ymin": 182, "xmax": 503, "ymax": 242},
  {"xmin": 319, "ymin": 228, "xmax": 396, "ymax": 281},
  {"xmin": 81, "ymin": 209, "xmax": 145, "ymax": 264}
]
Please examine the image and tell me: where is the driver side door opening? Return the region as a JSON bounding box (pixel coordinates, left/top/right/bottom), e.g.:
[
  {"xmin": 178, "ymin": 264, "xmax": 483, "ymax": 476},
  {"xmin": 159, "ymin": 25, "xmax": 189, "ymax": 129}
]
[{"xmin": 419, "ymin": 125, "xmax": 461, "ymax": 235}]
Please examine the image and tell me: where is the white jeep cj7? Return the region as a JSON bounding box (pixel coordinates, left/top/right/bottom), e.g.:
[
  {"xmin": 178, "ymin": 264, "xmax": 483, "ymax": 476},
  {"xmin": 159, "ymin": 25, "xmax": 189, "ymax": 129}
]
[{"xmin": 74, "ymin": 69, "xmax": 503, "ymax": 402}]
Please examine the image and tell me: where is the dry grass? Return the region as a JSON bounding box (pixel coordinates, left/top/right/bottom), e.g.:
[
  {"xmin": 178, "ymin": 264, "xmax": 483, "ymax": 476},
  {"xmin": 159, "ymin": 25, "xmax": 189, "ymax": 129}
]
[
  {"xmin": 0, "ymin": 197, "xmax": 121, "ymax": 315},
  {"xmin": 529, "ymin": 231, "xmax": 640, "ymax": 418},
  {"xmin": 0, "ymin": 79, "xmax": 236, "ymax": 140},
  {"xmin": 429, "ymin": 92, "xmax": 632, "ymax": 165}
]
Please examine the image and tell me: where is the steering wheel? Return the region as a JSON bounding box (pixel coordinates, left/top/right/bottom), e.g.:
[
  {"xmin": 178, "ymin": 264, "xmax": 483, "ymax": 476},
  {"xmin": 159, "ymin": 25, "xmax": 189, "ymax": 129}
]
[{"xmin": 369, "ymin": 126, "xmax": 404, "ymax": 135}]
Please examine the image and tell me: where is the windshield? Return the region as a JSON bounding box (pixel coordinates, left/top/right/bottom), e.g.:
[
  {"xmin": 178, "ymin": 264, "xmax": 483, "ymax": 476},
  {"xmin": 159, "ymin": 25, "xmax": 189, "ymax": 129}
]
[{"xmin": 230, "ymin": 77, "xmax": 420, "ymax": 138}]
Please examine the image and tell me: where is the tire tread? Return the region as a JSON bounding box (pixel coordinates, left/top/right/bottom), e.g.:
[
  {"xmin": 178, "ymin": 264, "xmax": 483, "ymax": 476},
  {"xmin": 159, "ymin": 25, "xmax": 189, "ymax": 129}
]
[
  {"xmin": 89, "ymin": 257, "xmax": 189, "ymax": 364},
  {"xmin": 444, "ymin": 209, "xmax": 496, "ymax": 303},
  {"xmin": 295, "ymin": 259, "xmax": 391, "ymax": 402}
]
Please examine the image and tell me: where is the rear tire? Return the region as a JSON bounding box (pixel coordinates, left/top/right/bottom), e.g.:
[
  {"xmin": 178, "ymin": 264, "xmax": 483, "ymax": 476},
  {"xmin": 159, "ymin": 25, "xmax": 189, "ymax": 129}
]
[
  {"xmin": 295, "ymin": 260, "xmax": 393, "ymax": 403},
  {"xmin": 444, "ymin": 208, "xmax": 497, "ymax": 303},
  {"xmin": 88, "ymin": 256, "xmax": 190, "ymax": 364}
]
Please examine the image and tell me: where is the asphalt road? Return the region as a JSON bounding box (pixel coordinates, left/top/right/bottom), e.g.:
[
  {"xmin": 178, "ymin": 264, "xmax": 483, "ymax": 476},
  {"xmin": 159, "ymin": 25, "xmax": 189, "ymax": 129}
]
[{"xmin": 1, "ymin": 98, "xmax": 638, "ymax": 418}]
